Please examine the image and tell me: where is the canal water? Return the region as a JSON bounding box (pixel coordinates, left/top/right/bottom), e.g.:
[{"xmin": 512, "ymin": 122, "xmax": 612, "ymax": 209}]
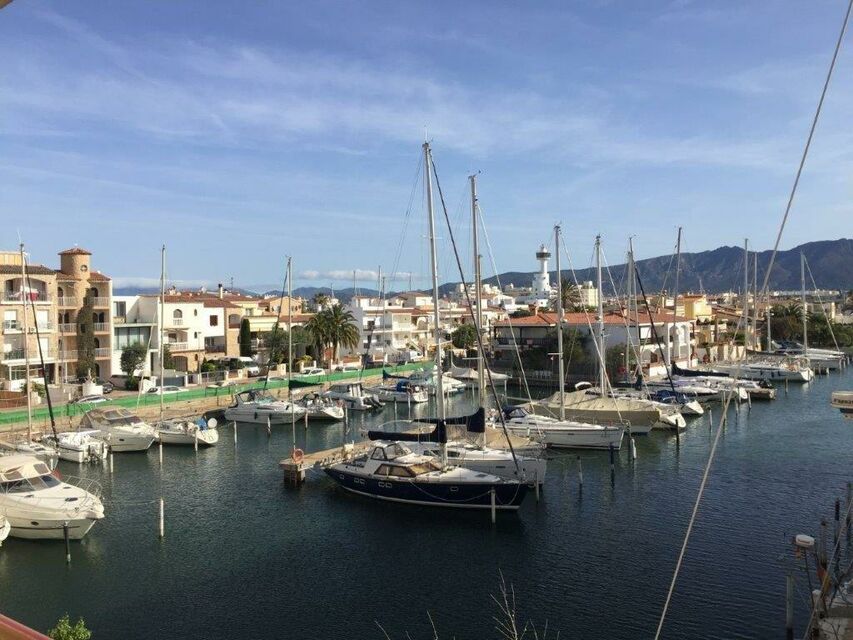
[{"xmin": 1, "ymin": 371, "xmax": 851, "ymax": 639}]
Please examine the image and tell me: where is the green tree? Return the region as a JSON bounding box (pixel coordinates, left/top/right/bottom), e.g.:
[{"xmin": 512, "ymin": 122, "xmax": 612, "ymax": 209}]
[
  {"xmin": 510, "ymin": 308, "xmax": 533, "ymax": 319},
  {"xmin": 266, "ymin": 325, "xmax": 288, "ymax": 365},
  {"xmin": 305, "ymin": 313, "xmax": 330, "ymax": 364},
  {"xmin": 120, "ymin": 343, "xmax": 147, "ymax": 378},
  {"xmin": 324, "ymin": 304, "xmax": 359, "ymax": 364},
  {"xmin": 550, "ymin": 279, "xmax": 582, "ymax": 312},
  {"xmin": 75, "ymin": 297, "xmax": 96, "ymax": 378},
  {"xmin": 49, "ymin": 614, "xmax": 91, "ymax": 640},
  {"xmin": 239, "ymin": 318, "xmax": 252, "ymax": 357},
  {"xmin": 162, "ymin": 343, "xmax": 174, "ymax": 369},
  {"xmin": 452, "ymin": 323, "xmax": 478, "ymax": 350},
  {"xmin": 312, "ymin": 292, "xmax": 330, "ymax": 310}
]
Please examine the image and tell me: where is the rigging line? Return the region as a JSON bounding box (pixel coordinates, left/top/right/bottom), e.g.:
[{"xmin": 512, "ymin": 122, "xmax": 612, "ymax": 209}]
[
  {"xmin": 22, "ymin": 254, "xmax": 58, "ymax": 439},
  {"xmin": 601, "ymin": 248, "xmax": 647, "ymax": 388},
  {"xmin": 476, "ymin": 203, "xmax": 533, "ymax": 405},
  {"xmin": 654, "ymin": 3, "xmax": 852, "ymax": 627},
  {"xmin": 634, "ymin": 268, "xmax": 678, "ymax": 395},
  {"xmin": 429, "ymin": 155, "xmax": 520, "ymax": 473},
  {"xmin": 760, "ymin": 0, "xmax": 853, "ymax": 303},
  {"xmin": 804, "ymin": 255, "xmax": 842, "ymax": 353},
  {"xmin": 389, "ymin": 153, "xmax": 423, "ymax": 287}
]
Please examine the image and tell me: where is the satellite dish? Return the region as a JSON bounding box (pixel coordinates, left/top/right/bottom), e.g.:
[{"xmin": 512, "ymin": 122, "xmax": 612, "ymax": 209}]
[{"xmin": 207, "ymin": 417, "xmax": 218, "ymax": 429}]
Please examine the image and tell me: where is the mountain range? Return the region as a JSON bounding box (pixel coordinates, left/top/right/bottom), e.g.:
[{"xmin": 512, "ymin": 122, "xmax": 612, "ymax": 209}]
[{"xmin": 115, "ymin": 238, "xmax": 852, "ymax": 299}]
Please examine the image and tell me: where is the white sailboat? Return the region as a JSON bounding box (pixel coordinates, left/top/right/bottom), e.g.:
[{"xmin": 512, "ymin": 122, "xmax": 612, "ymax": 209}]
[{"xmin": 81, "ymin": 407, "xmax": 156, "ymax": 452}]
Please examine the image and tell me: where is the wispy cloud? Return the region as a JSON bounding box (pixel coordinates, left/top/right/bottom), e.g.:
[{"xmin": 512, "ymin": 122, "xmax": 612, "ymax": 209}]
[{"xmin": 299, "ymin": 269, "xmax": 414, "ymax": 282}]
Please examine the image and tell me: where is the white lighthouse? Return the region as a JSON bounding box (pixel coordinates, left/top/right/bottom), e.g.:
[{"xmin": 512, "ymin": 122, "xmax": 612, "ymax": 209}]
[{"xmin": 532, "ymin": 244, "xmax": 552, "ymax": 298}]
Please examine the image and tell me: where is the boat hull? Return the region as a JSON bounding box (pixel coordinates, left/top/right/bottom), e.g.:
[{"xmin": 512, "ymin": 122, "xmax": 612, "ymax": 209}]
[
  {"xmin": 506, "ymin": 425, "xmax": 624, "ymax": 450},
  {"xmin": 158, "ymin": 429, "xmax": 219, "ymax": 446},
  {"xmin": 324, "ymin": 467, "xmax": 527, "ymax": 510},
  {"xmin": 6, "ymin": 515, "xmax": 98, "ymax": 540},
  {"xmin": 103, "ymin": 434, "xmax": 155, "ymax": 452}
]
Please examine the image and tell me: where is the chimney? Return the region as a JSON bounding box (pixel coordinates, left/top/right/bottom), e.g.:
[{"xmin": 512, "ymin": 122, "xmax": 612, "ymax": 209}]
[{"xmin": 218, "ymin": 283, "xmax": 224, "ymax": 299}]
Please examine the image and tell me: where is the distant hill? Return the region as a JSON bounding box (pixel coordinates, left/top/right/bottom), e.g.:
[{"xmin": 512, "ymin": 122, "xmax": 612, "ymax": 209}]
[{"xmin": 465, "ymin": 238, "xmax": 853, "ymax": 294}]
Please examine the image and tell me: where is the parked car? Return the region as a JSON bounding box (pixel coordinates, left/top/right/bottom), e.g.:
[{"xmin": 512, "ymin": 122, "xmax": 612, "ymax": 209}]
[
  {"xmin": 76, "ymin": 376, "xmax": 114, "ymax": 394},
  {"xmin": 298, "ymin": 367, "xmax": 325, "ymax": 376},
  {"xmin": 208, "ymin": 379, "xmax": 235, "ymax": 388},
  {"xmin": 72, "ymin": 394, "xmax": 110, "ymax": 405},
  {"xmin": 334, "ymin": 363, "xmax": 362, "ymax": 373},
  {"xmin": 146, "ymin": 386, "xmax": 185, "ymax": 395},
  {"xmin": 237, "ymin": 357, "xmax": 260, "ymax": 376}
]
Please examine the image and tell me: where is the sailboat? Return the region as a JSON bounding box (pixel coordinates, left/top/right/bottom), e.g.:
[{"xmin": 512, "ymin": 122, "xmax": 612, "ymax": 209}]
[
  {"xmin": 150, "ymin": 247, "xmax": 219, "ymax": 446},
  {"xmin": 325, "ymin": 143, "xmax": 529, "ymax": 509}
]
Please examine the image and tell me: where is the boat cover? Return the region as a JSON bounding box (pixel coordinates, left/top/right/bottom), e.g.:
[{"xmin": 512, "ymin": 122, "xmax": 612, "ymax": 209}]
[
  {"xmin": 415, "ymin": 407, "xmax": 486, "ymax": 433},
  {"xmin": 367, "ymin": 421, "xmax": 447, "ymax": 443}
]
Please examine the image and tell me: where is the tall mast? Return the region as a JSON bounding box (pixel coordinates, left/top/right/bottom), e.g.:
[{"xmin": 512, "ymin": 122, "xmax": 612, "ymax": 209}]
[
  {"xmin": 627, "ymin": 239, "xmax": 635, "ymax": 381},
  {"xmin": 595, "ymin": 235, "xmax": 605, "ymax": 392},
  {"xmin": 801, "ymin": 251, "xmax": 808, "ymax": 351},
  {"xmin": 287, "ymin": 257, "xmax": 293, "ymax": 403},
  {"xmin": 470, "ymin": 174, "xmax": 485, "ymax": 398},
  {"xmin": 673, "ymin": 226, "xmax": 682, "ymax": 317},
  {"xmin": 555, "ymin": 226, "xmax": 565, "ymax": 420},
  {"xmin": 423, "ymin": 142, "xmax": 446, "ymax": 467},
  {"xmin": 742, "ymin": 239, "xmax": 749, "ymax": 361},
  {"xmin": 753, "ymin": 252, "xmax": 758, "ymax": 350},
  {"xmin": 20, "ymin": 243, "xmax": 32, "ymax": 441},
  {"xmin": 159, "ymin": 245, "xmax": 165, "ymax": 419}
]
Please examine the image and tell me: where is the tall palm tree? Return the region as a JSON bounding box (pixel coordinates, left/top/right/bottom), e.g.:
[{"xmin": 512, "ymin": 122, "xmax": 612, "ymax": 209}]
[
  {"xmin": 324, "ymin": 304, "xmax": 360, "ymax": 363},
  {"xmin": 305, "ymin": 313, "xmax": 330, "ymax": 365},
  {"xmin": 551, "ymin": 278, "xmax": 582, "ymax": 312},
  {"xmin": 312, "ymin": 292, "xmax": 330, "ymax": 310}
]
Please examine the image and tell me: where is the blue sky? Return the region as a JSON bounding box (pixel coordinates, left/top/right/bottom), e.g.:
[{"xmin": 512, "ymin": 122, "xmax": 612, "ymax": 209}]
[{"xmin": 1, "ymin": 1, "xmax": 851, "ymax": 292}]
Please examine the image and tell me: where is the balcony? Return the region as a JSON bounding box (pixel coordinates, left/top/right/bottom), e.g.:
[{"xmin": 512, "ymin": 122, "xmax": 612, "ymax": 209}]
[
  {"xmin": 114, "ymin": 316, "xmax": 126, "ymax": 325},
  {"xmin": 59, "ymin": 323, "xmax": 76, "ymax": 333},
  {"xmin": 166, "ymin": 341, "xmax": 189, "ymax": 352},
  {"xmin": 2, "ymin": 320, "xmax": 54, "ymax": 332},
  {"xmin": 2, "ymin": 348, "xmax": 57, "ymax": 362},
  {"xmin": 57, "ymin": 297, "xmax": 78, "ymax": 307},
  {"xmin": 89, "ymin": 297, "xmax": 110, "ymax": 308},
  {"xmin": 2, "ymin": 293, "xmax": 52, "ymax": 304},
  {"xmin": 205, "ymin": 344, "xmax": 226, "ymax": 353},
  {"xmin": 93, "ymin": 323, "xmax": 109, "ymax": 333},
  {"xmin": 94, "ymin": 347, "xmax": 110, "ymax": 358},
  {"xmin": 168, "ymin": 318, "xmax": 185, "ymax": 327},
  {"xmin": 59, "ymin": 350, "xmax": 78, "ymax": 361}
]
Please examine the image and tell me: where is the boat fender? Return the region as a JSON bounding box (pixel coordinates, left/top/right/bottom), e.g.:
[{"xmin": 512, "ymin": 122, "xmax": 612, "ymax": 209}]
[{"xmin": 292, "ymin": 448, "xmax": 304, "ymax": 463}]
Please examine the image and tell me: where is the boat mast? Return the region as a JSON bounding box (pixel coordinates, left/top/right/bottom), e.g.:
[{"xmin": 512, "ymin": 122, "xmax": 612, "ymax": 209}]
[
  {"xmin": 423, "ymin": 142, "xmax": 446, "ymax": 467},
  {"xmin": 20, "ymin": 243, "xmax": 32, "ymax": 442},
  {"xmin": 470, "ymin": 174, "xmax": 485, "ymax": 401},
  {"xmin": 753, "ymin": 252, "xmax": 758, "ymax": 350},
  {"xmin": 673, "ymin": 226, "xmax": 682, "ymax": 319},
  {"xmin": 595, "ymin": 235, "xmax": 606, "ymax": 393},
  {"xmin": 159, "ymin": 245, "xmax": 165, "ymax": 420},
  {"xmin": 287, "ymin": 257, "xmax": 295, "ymax": 446},
  {"xmin": 742, "ymin": 239, "xmax": 749, "ymax": 361},
  {"xmin": 555, "ymin": 225, "xmax": 565, "ymax": 420},
  {"xmin": 627, "ymin": 239, "xmax": 635, "ymax": 381},
  {"xmin": 801, "ymin": 251, "xmax": 808, "ymax": 352}
]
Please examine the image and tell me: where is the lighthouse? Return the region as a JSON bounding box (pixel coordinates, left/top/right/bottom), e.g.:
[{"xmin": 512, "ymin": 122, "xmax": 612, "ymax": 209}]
[{"xmin": 531, "ymin": 244, "xmax": 552, "ymax": 298}]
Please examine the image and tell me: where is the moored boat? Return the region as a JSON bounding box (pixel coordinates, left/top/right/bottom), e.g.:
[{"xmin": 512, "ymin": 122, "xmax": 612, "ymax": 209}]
[{"xmin": 80, "ymin": 407, "xmax": 156, "ymax": 452}]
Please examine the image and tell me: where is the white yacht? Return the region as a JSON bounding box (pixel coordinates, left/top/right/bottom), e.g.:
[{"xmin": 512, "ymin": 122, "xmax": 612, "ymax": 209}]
[
  {"xmin": 711, "ymin": 360, "xmax": 813, "ymax": 383},
  {"xmin": 406, "ymin": 440, "xmax": 547, "ymax": 485},
  {"xmin": 321, "ymin": 382, "xmax": 384, "ymax": 411},
  {"xmin": 80, "ymin": 407, "xmax": 156, "ymax": 452},
  {"xmin": 224, "ymin": 389, "xmax": 306, "ymax": 424},
  {"xmin": 0, "ymin": 515, "xmax": 9, "ymax": 546},
  {"xmin": 12, "ymin": 440, "xmax": 59, "ymax": 469},
  {"xmin": 46, "ymin": 430, "xmax": 109, "ymax": 464},
  {"xmin": 407, "ymin": 370, "xmax": 466, "ymax": 396},
  {"xmin": 0, "ymin": 454, "xmax": 105, "ymax": 539},
  {"xmin": 156, "ymin": 418, "xmax": 219, "ymax": 446},
  {"xmin": 369, "ymin": 379, "xmax": 429, "ymax": 404},
  {"xmin": 296, "ymin": 393, "xmax": 345, "ymax": 421},
  {"xmin": 502, "ymin": 406, "xmax": 626, "ymax": 449}
]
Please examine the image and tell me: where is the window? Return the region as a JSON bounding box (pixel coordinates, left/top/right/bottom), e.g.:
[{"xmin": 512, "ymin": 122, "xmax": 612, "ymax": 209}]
[
  {"xmin": 375, "ymin": 464, "xmax": 391, "ymax": 476},
  {"xmin": 209, "ymin": 315, "xmax": 218, "ymax": 327},
  {"xmin": 370, "ymin": 448, "xmax": 387, "ymax": 461},
  {"xmin": 114, "ymin": 327, "xmax": 151, "ymax": 350},
  {"xmin": 114, "ymin": 301, "xmax": 126, "ymax": 317},
  {"xmin": 194, "ymin": 309, "xmax": 198, "ymax": 317},
  {"xmin": 173, "ymin": 309, "xmax": 183, "ymax": 319}
]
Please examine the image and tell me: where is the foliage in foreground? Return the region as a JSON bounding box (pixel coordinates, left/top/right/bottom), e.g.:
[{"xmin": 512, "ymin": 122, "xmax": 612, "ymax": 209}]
[
  {"xmin": 48, "ymin": 614, "xmax": 92, "ymax": 640},
  {"xmin": 376, "ymin": 573, "xmax": 558, "ymax": 639}
]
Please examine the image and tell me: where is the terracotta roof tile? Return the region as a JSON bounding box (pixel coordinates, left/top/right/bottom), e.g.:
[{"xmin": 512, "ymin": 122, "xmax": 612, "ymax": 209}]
[
  {"xmin": 58, "ymin": 247, "xmax": 92, "ymax": 255},
  {"xmin": 0, "ymin": 264, "xmax": 56, "ymax": 276},
  {"xmin": 87, "ymin": 272, "xmax": 111, "ymax": 281}
]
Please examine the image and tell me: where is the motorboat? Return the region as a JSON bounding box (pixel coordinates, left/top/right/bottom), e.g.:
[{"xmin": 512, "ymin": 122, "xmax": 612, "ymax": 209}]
[
  {"xmin": 324, "ymin": 439, "xmax": 528, "ymax": 510},
  {"xmin": 0, "ymin": 515, "xmax": 9, "ymax": 546},
  {"xmin": 831, "ymin": 391, "xmax": 853, "ymax": 420},
  {"xmin": 774, "ymin": 341, "xmax": 846, "ymax": 370},
  {"xmin": 12, "ymin": 440, "xmax": 59, "ymax": 469},
  {"xmin": 369, "ymin": 379, "xmax": 429, "ymax": 404},
  {"xmin": 79, "ymin": 407, "xmax": 156, "ymax": 452},
  {"xmin": 321, "ymin": 382, "xmax": 384, "ymax": 411},
  {"xmin": 407, "ymin": 370, "xmax": 466, "ymax": 396},
  {"xmin": 156, "ymin": 417, "xmax": 219, "ymax": 446},
  {"xmin": 0, "ymin": 454, "xmax": 104, "ymax": 540},
  {"xmin": 45, "ymin": 430, "xmax": 109, "ymax": 464},
  {"xmin": 710, "ymin": 360, "xmax": 813, "ymax": 383},
  {"xmin": 296, "ymin": 393, "xmax": 345, "ymax": 421},
  {"xmin": 448, "ymin": 363, "xmax": 510, "ymax": 388},
  {"xmin": 612, "ymin": 388, "xmax": 704, "ymax": 417},
  {"xmin": 501, "ymin": 406, "xmax": 626, "ymax": 449},
  {"xmin": 223, "ymin": 389, "xmax": 306, "ymax": 424}
]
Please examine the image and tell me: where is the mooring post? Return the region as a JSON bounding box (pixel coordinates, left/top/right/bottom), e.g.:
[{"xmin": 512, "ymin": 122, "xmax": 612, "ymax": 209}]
[
  {"xmin": 577, "ymin": 455, "xmax": 584, "ymax": 489},
  {"xmin": 304, "ymin": 408, "xmax": 308, "ymax": 430},
  {"xmin": 785, "ymin": 378, "xmax": 789, "ymax": 395},
  {"xmin": 109, "ymin": 452, "xmax": 114, "ymax": 474},
  {"xmin": 629, "ymin": 435, "xmax": 636, "ymax": 462},
  {"xmin": 609, "ymin": 443, "xmax": 615, "ymax": 484},
  {"xmin": 194, "ymin": 428, "xmax": 199, "ymax": 452},
  {"xmin": 233, "ymin": 421, "xmax": 237, "ymax": 445},
  {"xmin": 158, "ymin": 498, "xmax": 165, "ymax": 540},
  {"xmin": 846, "ymin": 482, "xmax": 851, "ymax": 545},
  {"xmin": 63, "ymin": 522, "xmax": 71, "ymax": 565},
  {"xmin": 534, "ymin": 473, "xmax": 540, "ymax": 502},
  {"xmin": 835, "ymin": 499, "xmax": 841, "ymax": 546},
  {"xmin": 786, "ymin": 573, "xmax": 794, "ymax": 640},
  {"xmin": 158, "ymin": 440, "xmax": 163, "ymax": 467},
  {"xmin": 490, "ymin": 488, "xmax": 496, "ymax": 524}
]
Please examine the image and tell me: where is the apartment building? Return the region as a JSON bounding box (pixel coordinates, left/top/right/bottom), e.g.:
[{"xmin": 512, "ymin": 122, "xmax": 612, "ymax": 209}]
[{"xmin": 0, "ymin": 247, "xmax": 113, "ymax": 390}]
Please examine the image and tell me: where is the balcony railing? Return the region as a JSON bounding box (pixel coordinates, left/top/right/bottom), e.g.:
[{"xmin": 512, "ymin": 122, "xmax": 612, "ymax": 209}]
[
  {"xmin": 94, "ymin": 347, "xmax": 110, "ymax": 358},
  {"xmin": 166, "ymin": 341, "xmax": 189, "ymax": 351},
  {"xmin": 59, "ymin": 350, "xmax": 78, "ymax": 361},
  {"xmin": 57, "ymin": 297, "xmax": 78, "ymax": 307},
  {"xmin": 2, "ymin": 320, "xmax": 19, "ymax": 331},
  {"xmin": 168, "ymin": 318, "xmax": 185, "ymax": 327},
  {"xmin": 2, "ymin": 348, "xmax": 57, "ymax": 361},
  {"xmin": 205, "ymin": 344, "xmax": 226, "ymax": 353},
  {"xmin": 114, "ymin": 316, "xmax": 126, "ymax": 324},
  {"xmin": 89, "ymin": 297, "xmax": 110, "ymax": 307},
  {"xmin": 59, "ymin": 323, "xmax": 76, "ymax": 333},
  {"xmin": 2, "ymin": 320, "xmax": 55, "ymax": 332},
  {"xmin": 3, "ymin": 293, "xmax": 52, "ymax": 304},
  {"xmin": 93, "ymin": 323, "xmax": 109, "ymax": 332}
]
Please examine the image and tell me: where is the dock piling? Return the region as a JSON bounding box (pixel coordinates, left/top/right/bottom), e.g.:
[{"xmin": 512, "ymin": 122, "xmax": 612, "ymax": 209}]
[
  {"xmin": 786, "ymin": 573, "xmax": 794, "ymax": 640},
  {"xmin": 835, "ymin": 499, "xmax": 841, "ymax": 546},
  {"xmin": 233, "ymin": 421, "xmax": 237, "ymax": 445},
  {"xmin": 158, "ymin": 441, "xmax": 163, "ymax": 467},
  {"xmin": 629, "ymin": 436, "xmax": 637, "ymax": 462},
  {"xmin": 109, "ymin": 452, "xmax": 114, "ymax": 474},
  {"xmin": 158, "ymin": 498, "xmax": 165, "ymax": 539},
  {"xmin": 490, "ymin": 488, "xmax": 496, "ymax": 524},
  {"xmin": 846, "ymin": 482, "xmax": 851, "ymax": 545},
  {"xmin": 534, "ymin": 475, "xmax": 540, "ymax": 502},
  {"xmin": 267, "ymin": 415, "xmax": 271, "ymax": 437},
  {"xmin": 609, "ymin": 444, "xmax": 615, "ymax": 484},
  {"xmin": 577, "ymin": 456, "xmax": 584, "ymax": 489},
  {"xmin": 63, "ymin": 522, "xmax": 71, "ymax": 565},
  {"xmin": 194, "ymin": 429, "xmax": 199, "ymax": 452}
]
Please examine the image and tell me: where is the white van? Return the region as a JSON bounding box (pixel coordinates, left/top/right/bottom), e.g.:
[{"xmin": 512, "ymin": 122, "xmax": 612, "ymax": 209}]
[{"xmin": 237, "ymin": 357, "xmax": 260, "ymax": 376}]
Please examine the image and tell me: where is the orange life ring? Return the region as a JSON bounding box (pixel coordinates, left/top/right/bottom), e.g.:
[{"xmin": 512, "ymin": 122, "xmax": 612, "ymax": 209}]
[{"xmin": 292, "ymin": 448, "xmax": 304, "ymax": 463}]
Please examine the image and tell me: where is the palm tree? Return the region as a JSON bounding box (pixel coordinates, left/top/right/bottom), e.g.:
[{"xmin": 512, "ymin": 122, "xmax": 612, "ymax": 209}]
[
  {"xmin": 551, "ymin": 278, "xmax": 582, "ymax": 312},
  {"xmin": 312, "ymin": 292, "xmax": 330, "ymax": 311},
  {"xmin": 324, "ymin": 304, "xmax": 360, "ymax": 364},
  {"xmin": 305, "ymin": 313, "xmax": 330, "ymax": 365}
]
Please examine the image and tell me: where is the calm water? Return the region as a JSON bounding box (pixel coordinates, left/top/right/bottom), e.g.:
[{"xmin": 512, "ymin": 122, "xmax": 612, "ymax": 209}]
[{"xmin": 1, "ymin": 371, "xmax": 851, "ymax": 639}]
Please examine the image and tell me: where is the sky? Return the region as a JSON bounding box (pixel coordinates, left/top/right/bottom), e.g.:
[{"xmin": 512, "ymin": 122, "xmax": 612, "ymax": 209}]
[{"xmin": 1, "ymin": 0, "xmax": 852, "ymax": 292}]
